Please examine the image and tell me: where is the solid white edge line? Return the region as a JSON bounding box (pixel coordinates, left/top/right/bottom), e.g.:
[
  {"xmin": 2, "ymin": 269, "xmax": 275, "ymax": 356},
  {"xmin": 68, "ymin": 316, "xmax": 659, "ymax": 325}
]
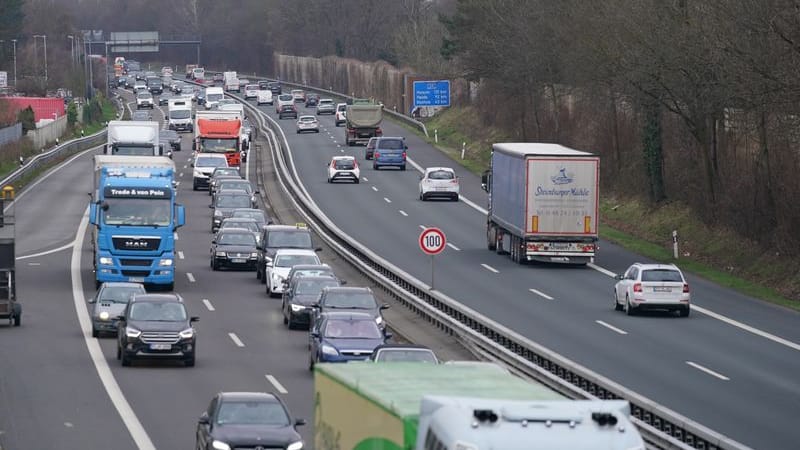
[
  {"xmin": 186, "ymin": 272, "xmax": 196, "ymax": 283},
  {"xmin": 265, "ymin": 374, "xmax": 288, "ymax": 394},
  {"xmin": 228, "ymin": 332, "xmax": 245, "ymax": 347},
  {"xmin": 419, "ymin": 225, "xmax": 426, "ymax": 230},
  {"xmin": 16, "ymin": 241, "xmax": 74, "ymax": 260},
  {"xmin": 446, "ymin": 242, "xmax": 461, "ymax": 251},
  {"xmin": 202, "ymin": 299, "xmax": 215, "ymax": 312},
  {"xmin": 595, "ymin": 320, "xmax": 628, "ymax": 335},
  {"xmin": 686, "ymin": 361, "xmax": 730, "ymax": 381},
  {"xmin": 481, "ymin": 263, "xmax": 499, "ymax": 273},
  {"xmin": 71, "ymin": 207, "xmax": 156, "ymax": 450},
  {"xmin": 529, "ymin": 288, "xmax": 554, "ymax": 300},
  {"xmin": 589, "ymin": 264, "xmax": 800, "ymax": 352}
]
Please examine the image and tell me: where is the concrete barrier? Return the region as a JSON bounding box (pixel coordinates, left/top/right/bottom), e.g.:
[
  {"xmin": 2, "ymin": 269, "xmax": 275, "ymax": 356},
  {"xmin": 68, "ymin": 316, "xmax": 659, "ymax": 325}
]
[
  {"xmin": 0, "ymin": 123, "xmax": 22, "ymax": 147},
  {"xmin": 26, "ymin": 116, "xmax": 67, "ymax": 149}
]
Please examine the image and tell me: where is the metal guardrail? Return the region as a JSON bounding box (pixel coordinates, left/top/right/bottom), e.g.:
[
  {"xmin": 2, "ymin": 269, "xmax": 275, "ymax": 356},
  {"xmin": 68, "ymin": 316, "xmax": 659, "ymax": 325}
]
[
  {"xmin": 206, "ymin": 70, "xmax": 429, "ymax": 137},
  {"xmin": 190, "ymin": 77, "xmax": 750, "ymax": 450},
  {"xmin": 0, "ymin": 97, "xmax": 124, "ymax": 190}
]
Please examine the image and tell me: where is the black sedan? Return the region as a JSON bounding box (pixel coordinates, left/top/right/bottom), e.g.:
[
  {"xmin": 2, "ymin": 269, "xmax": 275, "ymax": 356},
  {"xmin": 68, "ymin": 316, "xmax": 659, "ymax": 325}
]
[
  {"xmin": 158, "ymin": 92, "xmax": 173, "ymax": 106},
  {"xmin": 210, "ymin": 228, "xmax": 258, "ymax": 270},
  {"xmin": 282, "ymin": 275, "xmax": 341, "ymax": 329},
  {"xmin": 159, "ymin": 129, "xmax": 181, "ymax": 152},
  {"xmin": 196, "ymin": 392, "xmax": 305, "ymax": 450}
]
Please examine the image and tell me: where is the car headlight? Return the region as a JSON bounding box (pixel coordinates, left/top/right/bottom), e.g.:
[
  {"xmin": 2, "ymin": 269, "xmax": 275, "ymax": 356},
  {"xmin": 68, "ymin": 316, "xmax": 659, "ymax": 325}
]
[
  {"xmin": 214, "ymin": 210, "xmax": 222, "ymax": 217},
  {"xmin": 99, "ymin": 311, "xmax": 110, "ymax": 321},
  {"xmin": 159, "ymin": 258, "xmax": 173, "ymax": 266},
  {"xmin": 125, "ymin": 327, "xmax": 141, "ymax": 338},
  {"xmin": 287, "ymin": 441, "xmax": 304, "ymax": 450},
  {"xmin": 99, "ymin": 257, "xmax": 113, "ymax": 265},
  {"xmin": 375, "ymin": 316, "xmax": 383, "ymax": 325},
  {"xmin": 193, "ymin": 169, "xmax": 203, "ymax": 178},
  {"xmin": 290, "ymin": 304, "xmax": 305, "ymax": 312},
  {"xmin": 215, "ymin": 251, "xmax": 227, "ymax": 257},
  {"xmin": 212, "ymin": 441, "xmax": 231, "ymax": 450},
  {"xmin": 179, "ymin": 328, "xmax": 194, "ymax": 339},
  {"xmin": 250, "ymin": 252, "xmax": 258, "ymax": 258},
  {"xmin": 321, "ymin": 344, "xmax": 338, "ymax": 356}
]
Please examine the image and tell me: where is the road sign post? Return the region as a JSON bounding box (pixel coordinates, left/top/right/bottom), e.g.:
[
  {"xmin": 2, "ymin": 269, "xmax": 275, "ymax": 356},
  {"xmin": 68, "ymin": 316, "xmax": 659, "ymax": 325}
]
[{"xmin": 419, "ymin": 227, "xmax": 446, "ymax": 289}]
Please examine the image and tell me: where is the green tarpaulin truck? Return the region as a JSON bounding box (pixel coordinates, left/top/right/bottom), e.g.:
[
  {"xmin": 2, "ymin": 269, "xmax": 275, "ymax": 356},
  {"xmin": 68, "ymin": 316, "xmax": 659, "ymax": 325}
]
[{"xmin": 313, "ymin": 362, "xmax": 644, "ymax": 450}]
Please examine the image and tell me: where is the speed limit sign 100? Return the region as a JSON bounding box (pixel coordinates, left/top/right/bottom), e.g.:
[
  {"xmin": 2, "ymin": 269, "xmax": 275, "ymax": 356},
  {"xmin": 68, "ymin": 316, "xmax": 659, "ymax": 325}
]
[{"xmin": 419, "ymin": 227, "xmax": 447, "ymax": 255}]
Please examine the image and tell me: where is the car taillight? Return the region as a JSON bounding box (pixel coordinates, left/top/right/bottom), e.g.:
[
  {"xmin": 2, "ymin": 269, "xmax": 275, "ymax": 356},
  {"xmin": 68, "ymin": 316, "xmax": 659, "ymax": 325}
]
[
  {"xmin": 374, "ymin": 152, "xmax": 380, "ymax": 158},
  {"xmin": 633, "ymin": 283, "xmax": 642, "ymax": 293},
  {"xmin": 401, "ymin": 151, "xmax": 407, "ymax": 159},
  {"xmin": 451, "ymin": 178, "xmax": 459, "ymax": 184},
  {"xmin": 683, "ymin": 284, "xmax": 690, "ymax": 293}
]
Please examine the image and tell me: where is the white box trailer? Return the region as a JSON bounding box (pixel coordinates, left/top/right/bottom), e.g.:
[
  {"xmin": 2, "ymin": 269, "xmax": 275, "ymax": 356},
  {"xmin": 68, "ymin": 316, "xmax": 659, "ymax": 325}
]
[
  {"xmin": 482, "ymin": 143, "xmax": 599, "ymax": 265},
  {"xmin": 105, "ymin": 121, "xmax": 163, "ymax": 156}
]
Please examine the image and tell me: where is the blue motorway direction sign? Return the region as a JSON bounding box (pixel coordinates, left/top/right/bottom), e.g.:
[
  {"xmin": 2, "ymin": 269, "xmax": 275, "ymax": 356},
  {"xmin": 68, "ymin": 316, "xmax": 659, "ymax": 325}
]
[{"xmin": 413, "ymin": 80, "xmax": 451, "ymax": 107}]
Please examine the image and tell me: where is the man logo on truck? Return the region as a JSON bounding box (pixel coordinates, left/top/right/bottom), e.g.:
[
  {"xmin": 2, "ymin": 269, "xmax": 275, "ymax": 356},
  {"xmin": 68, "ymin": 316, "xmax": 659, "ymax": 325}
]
[{"xmin": 551, "ymin": 167, "xmax": 574, "ymax": 185}]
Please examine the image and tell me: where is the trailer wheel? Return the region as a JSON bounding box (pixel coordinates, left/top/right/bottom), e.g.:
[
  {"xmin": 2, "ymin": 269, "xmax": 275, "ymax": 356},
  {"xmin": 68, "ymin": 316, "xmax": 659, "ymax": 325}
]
[
  {"xmin": 487, "ymin": 226, "xmax": 497, "ymax": 251},
  {"xmin": 12, "ymin": 312, "xmax": 21, "ymax": 327}
]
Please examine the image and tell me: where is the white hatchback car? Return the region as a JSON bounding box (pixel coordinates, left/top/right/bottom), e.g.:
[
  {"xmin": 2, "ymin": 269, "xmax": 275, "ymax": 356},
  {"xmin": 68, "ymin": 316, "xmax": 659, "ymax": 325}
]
[
  {"xmin": 296, "ymin": 115, "xmax": 320, "ymax": 133},
  {"xmin": 327, "ymin": 156, "xmax": 360, "ymax": 184},
  {"xmin": 614, "ymin": 263, "xmax": 690, "ymax": 317},
  {"xmin": 419, "ymin": 167, "xmax": 459, "ymax": 201},
  {"xmin": 256, "ymin": 89, "xmax": 273, "ymax": 105},
  {"xmin": 244, "ymin": 84, "xmax": 260, "ymax": 99},
  {"xmin": 266, "ymin": 249, "xmax": 322, "ymax": 297}
]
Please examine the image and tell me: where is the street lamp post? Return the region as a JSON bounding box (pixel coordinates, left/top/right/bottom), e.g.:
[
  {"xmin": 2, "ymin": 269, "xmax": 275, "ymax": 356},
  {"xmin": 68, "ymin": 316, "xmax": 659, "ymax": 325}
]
[
  {"xmin": 67, "ymin": 35, "xmax": 75, "ymax": 67},
  {"xmin": 0, "ymin": 39, "xmax": 17, "ymax": 88},
  {"xmin": 33, "ymin": 35, "xmax": 48, "ymax": 84}
]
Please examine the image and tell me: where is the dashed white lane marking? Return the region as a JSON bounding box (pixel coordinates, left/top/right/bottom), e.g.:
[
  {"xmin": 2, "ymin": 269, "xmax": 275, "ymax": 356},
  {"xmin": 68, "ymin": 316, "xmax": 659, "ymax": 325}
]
[
  {"xmin": 27, "ymin": 262, "xmax": 41, "ymax": 266},
  {"xmin": 686, "ymin": 361, "xmax": 730, "ymax": 381},
  {"xmin": 529, "ymin": 288, "xmax": 554, "ymax": 300},
  {"xmin": 447, "ymin": 243, "xmax": 461, "ymax": 251},
  {"xmin": 419, "ymin": 225, "xmax": 427, "ymax": 230},
  {"xmin": 399, "ymin": 210, "xmax": 408, "ymax": 217},
  {"xmin": 183, "ymin": 165, "xmax": 188, "ymax": 169},
  {"xmin": 177, "ymin": 251, "xmax": 185, "ymax": 260},
  {"xmin": 481, "ymin": 263, "xmax": 499, "ymax": 273},
  {"xmin": 596, "ymin": 320, "xmax": 627, "ymax": 335},
  {"xmin": 179, "ymin": 172, "xmax": 184, "ymax": 177},
  {"xmin": 266, "ymin": 374, "xmax": 288, "ymax": 394},
  {"xmin": 228, "ymin": 332, "xmax": 245, "ymax": 347},
  {"xmin": 340, "ymin": 149, "xmax": 344, "ymax": 153},
  {"xmin": 64, "ymin": 422, "xmax": 74, "ymax": 428},
  {"xmin": 384, "ymin": 197, "xmax": 392, "ymax": 203},
  {"xmin": 371, "ymin": 186, "xmax": 378, "ymax": 192},
  {"xmin": 202, "ymin": 299, "xmax": 215, "ymax": 311},
  {"xmin": 337, "ymin": 144, "xmax": 342, "ymax": 148},
  {"xmin": 591, "ymin": 265, "xmax": 800, "ymax": 352},
  {"xmin": 175, "ymin": 181, "xmax": 180, "ymax": 187},
  {"xmin": 174, "ymin": 232, "xmax": 179, "ymax": 240},
  {"xmin": 362, "ymin": 176, "xmax": 368, "ymax": 182},
  {"xmin": 186, "ymin": 272, "xmax": 196, "ymax": 283}
]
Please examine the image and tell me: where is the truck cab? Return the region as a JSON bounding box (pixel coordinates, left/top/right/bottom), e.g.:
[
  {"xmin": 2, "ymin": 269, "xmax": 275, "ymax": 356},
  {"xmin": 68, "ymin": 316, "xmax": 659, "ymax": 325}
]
[
  {"xmin": 105, "ymin": 121, "xmax": 163, "ymax": 156},
  {"xmin": 0, "ymin": 186, "xmax": 20, "ymax": 326},
  {"xmin": 167, "ymin": 98, "xmax": 193, "ymax": 133}
]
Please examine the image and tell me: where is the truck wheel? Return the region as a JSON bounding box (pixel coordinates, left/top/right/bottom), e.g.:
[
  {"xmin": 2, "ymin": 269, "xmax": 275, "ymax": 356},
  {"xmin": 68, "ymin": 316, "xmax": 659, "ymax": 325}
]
[
  {"xmin": 92, "ymin": 327, "xmax": 99, "ymax": 338},
  {"xmin": 12, "ymin": 313, "xmax": 21, "ymax": 327},
  {"xmin": 400, "ymin": 164, "xmax": 406, "ymax": 171},
  {"xmin": 487, "ymin": 226, "xmax": 497, "ymax": 251},
  {"xmin": 185, "ymin": 352, "xmax": 196, "ymax": 367},
  {"xmin": 495, "ymin": 231, "xmax": 506, "ymax": 255},
  {"xmin": 165, "ymin": 282, "xmax": 174, "ymax": 291},
  {"xmin": 256, "ymin": 267, "xmax": 262, "ymax": 280}
]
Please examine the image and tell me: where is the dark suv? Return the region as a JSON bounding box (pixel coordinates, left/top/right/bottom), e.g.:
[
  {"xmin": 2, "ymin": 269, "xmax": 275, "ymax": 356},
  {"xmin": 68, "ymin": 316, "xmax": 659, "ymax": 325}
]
[
  {"xmin": 116, "ymin": 293, "xmax": 198, "ymax": 367},
  {"xmin": 256, "ymin": 224, "xmax": 317, "ymax": 283}
]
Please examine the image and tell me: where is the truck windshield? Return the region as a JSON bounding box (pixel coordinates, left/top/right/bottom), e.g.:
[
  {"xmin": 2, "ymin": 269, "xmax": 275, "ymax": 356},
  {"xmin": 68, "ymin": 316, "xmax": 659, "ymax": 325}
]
[
  {"xmin": 111, "ymin": 145, "xmax": 155, "ymax": 156},
  {"xmin": 206, "ymin": 93, "xmax": 223, "ymax": 102},
  {"xmin": 103, "ymin": 198, "xmax": 171, "ymax": 226},
  {"xmin": 201, "ymin": 138, "xmax": 237, "ymax": 152},
  {"xmin": 169, "ymin": 109, "xmax": 190, "ymax": 119}
]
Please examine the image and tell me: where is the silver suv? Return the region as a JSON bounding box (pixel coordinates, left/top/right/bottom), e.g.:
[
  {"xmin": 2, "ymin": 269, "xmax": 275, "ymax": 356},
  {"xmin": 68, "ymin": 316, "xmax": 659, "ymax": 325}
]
[{"xmin": 613, "ymin": 263, "xmax": 690, "ymax": 317}]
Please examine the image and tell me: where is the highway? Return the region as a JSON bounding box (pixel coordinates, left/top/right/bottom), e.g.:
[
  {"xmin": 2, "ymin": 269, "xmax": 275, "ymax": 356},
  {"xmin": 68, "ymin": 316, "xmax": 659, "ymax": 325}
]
[
  {"xmin": 246, "ymin": 94, "xmax": 800, "ymax": 449},
  {"xmin": 0, "ymin": 89, "xmax": 473, "ymax": 450}
]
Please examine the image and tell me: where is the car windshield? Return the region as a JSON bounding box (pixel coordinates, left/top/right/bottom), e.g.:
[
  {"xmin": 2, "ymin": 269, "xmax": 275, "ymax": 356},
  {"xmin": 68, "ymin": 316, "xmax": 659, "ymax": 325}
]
[
  {"xmin": 319, "ymin": 100, "xmax": 333, "ymax": 105},
  {"xmin": 279, "ymin": 95, "xmax": 293, "ymax": 101},
  {"xmin": 213, "ymin": 168, "xmax": 240, "ymax": 177},
  {"xmin": 196, "ymin": 157, "xmax": 227, "ymax": 168},
  {"xmin": 323, "ymin": 291, "xmax": 376, "ymax": 309},
  {"xmin": 428, "ymin": 170, "xmax": 454, "ymax": 180},
  {"xmin": 216, "ymin": 401, "xmax": 289, "ymax": 426},
  {"xmin": 222, "ymin": 221, "xmax": 259, "ymax": 232},
  {"xmin": 334, "ymin": 159, "xmax": 355, "ymax": 170},
  {"xmin": 169, "ymin": 109, "xmax": 190, "ymax": 119},
  {"xmin": 379, "ymin": 139, "xmax": 404, "ymax": 150},
  {"xmin": 217, "ymin": 232, "xmax": 256, "ymax": 246},
  {"xmin": 219, "ymin": 181, "xmax": 252, "ymax": 193},
  {"xmin": 99, "ymin": 286, "xmax": 144, "ymax": 303},
  {"xmin": 246, "ymin": 85, "xmax": 258, "ymax": 90},
  {"xmin": 299, "ymin": 117, "xmax": 315, "ymax": 123},
  {"xmin": 293, "ymin": 268, "xmax": 333, "ymax": 279},
  {"xmin": 267, "ymin": 230, "xmax": 312, "ymax": 248},
  {"xmin": 111, "ymin": 144, "xmax": 154, "ymax": 156},
  {"xmin": 641, "ymin": 269, "xmax": 683, "ymax": 282},
  {"xmin": 324, "ymin": 319, "xmax": 382, "ymax": 339},
  {"xmin": 296, "ymin": 279, "xmax": 339, "ymax": 295},
  {"xmin": 232, "ymin": 210, "xmax": 266, "ymax": 223},
  {"xmin": 274, "ymin": 254, "xmax": 319, "ymax": 268},
  {"xmin": 206, "ymin": 93, "xmax": 224, "ymax": 102},
  {"xmin": 138, "ymin": 93, "xmax": 152, "ymax": 99},
  {"xmin": 216, "ymin": 195, "xmax": 251, "ymax": 208},
  {"xmin": 129, "ymin": 301, "xmax": 187, "ymax": 321},
  {"xmin": 377, "ymin": 349, "xmax": 437, "ymax": 363},
  {"xmin": 103, "ymin": 198, "xmax": 171, "ymax": 226},
  {"xmin": 200, "ymin": 138, "xmax": 237, "ymax": 152}
]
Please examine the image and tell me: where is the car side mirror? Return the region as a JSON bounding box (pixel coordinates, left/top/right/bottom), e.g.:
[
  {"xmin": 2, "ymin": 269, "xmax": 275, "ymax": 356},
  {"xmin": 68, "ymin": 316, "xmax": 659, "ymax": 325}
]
[
  {"xmin": 311, "ymin": 331, "xmax": 320, "ymax": 338},
  {"xmin": 211, "ymin": 239, "xmax": 216, "ymax": 244},
  {"xmin": 311, "ymin": 303, "xmax": 320, "ymax": 308},
  {"xmin": 314, "ymin": 247, "xmax": 322, "ymax": 252},
  {"xmin": 117, "ymin": 315, "xmax": 126, "ymax": 322},
  {"xmin": 198, "ymin": 412, "xmax": 210, "ymax": 425},
  {"xmin": 266, "ymin": 262, "xmax": 273, "ymax": 268},
  {"xmin": 614, "ymin": 274, "xmax": 624, "ymax": 280},
  {"xmin": 384, "ymin": 332, "xmax": 393, "ymax": 340},
  {"xmin": 380, "ymin": 304, "xmax": 390, "ymax": 310},
  {"xmin": 88, "ymin": 297, "xmax": 96, "ymax": 304},
  {"xmin": 340, "ymin": 280, "xmax": 347, "ymax": 285},
  {"xmin": 295, "ymin": 418, "xmax": 307, "ymax": 427},
  {"xmin": 190, "ymin": 316, "xmax": 199, "ymax": 323},
  {"xmin": 208, "ymin": 204, "xmax": 214, "ymax": 208}
]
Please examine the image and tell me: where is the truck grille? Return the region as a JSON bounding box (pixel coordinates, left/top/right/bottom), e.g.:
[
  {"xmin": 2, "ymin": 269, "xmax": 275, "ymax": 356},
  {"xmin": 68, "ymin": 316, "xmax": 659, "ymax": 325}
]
[
  {"xmin": 121, "ymin": 270, "xmax": 150, "ymax": 277},
  {"xmin": 112, "ymin": 236, "xmax": 161, "ymax": 251},
  {"xmin": 140, "ymin": 332, "xmax": 180, "ymax": 344},
  {"xmin": 120, "ymin": 259, "xmax": 153, "ymax": 267}
]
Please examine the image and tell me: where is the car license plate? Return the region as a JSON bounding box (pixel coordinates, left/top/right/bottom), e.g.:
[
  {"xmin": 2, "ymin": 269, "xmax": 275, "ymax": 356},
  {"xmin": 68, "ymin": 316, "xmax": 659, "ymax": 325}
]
[
  {"xmin": 435, "ymin": 187, "xmax": 448, "ymax": 191},
  {"xmin": 150, "ymin": 344, "xmax": 171, "ymax": 350},
  {"xmin": 549, "ymin": 243, "xmax": 571, "ymax": 250},
  {"xmin": 653, "ymin": 287, "xmax": 672, "ymax": 292},
  {"xmin": 128, "ymin": 277, "xmax": 145, "ymax": 282},
  {"xmin": 231, "ymin": 258, "xmax": 246, "ymax": 263}
]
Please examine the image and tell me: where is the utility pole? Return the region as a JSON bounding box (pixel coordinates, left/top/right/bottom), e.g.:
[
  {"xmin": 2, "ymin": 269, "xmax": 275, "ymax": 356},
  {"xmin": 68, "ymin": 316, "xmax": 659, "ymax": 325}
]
[
  {"xmin": 67, "ymin": 35, "xmax": 75, "ymax": 68},
  {"xmin": 11, "ymin": 39, "xmax": 16, "ymax": 87},
  {"xmin": 33, "ymin": 35, "xmax": 48, "ymax": 85}
]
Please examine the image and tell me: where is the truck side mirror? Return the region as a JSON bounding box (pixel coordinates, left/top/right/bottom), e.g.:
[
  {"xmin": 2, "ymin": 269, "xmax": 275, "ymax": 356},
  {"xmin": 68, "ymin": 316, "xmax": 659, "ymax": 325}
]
[
  {"xmin": 89, "ymin": 202, "xmax": 98, "ymax": 226},
  {"xmin": 198, "ymin": 412, "xmax": 210, "ymax": 425},
  {"xmin": 480, "ymin": 170, "xmax": 490, "ymax": 192},
  {"xmin": 102, "ymin": 144, "xmax": 108, "ymax": 154},
  {"xmin": 175, "ymin": 204, "xmax": 186, "ymax": 228},
  {"xmin": 192, "ymin": 141, "xmax": 196, "ymax": 151}
]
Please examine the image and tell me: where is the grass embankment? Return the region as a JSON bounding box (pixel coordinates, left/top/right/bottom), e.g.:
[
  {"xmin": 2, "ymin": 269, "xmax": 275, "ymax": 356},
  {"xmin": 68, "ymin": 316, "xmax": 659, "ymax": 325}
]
[{"xmin": 397, "ymin": 107, "xmax": 800, "ymax": 311}]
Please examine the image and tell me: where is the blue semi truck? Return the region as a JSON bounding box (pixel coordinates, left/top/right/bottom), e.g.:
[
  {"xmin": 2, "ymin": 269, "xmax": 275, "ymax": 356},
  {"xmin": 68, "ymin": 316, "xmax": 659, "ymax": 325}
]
[{"xmin": 90, "ymin": 155, "xmax": 185, "ymax": 290}]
